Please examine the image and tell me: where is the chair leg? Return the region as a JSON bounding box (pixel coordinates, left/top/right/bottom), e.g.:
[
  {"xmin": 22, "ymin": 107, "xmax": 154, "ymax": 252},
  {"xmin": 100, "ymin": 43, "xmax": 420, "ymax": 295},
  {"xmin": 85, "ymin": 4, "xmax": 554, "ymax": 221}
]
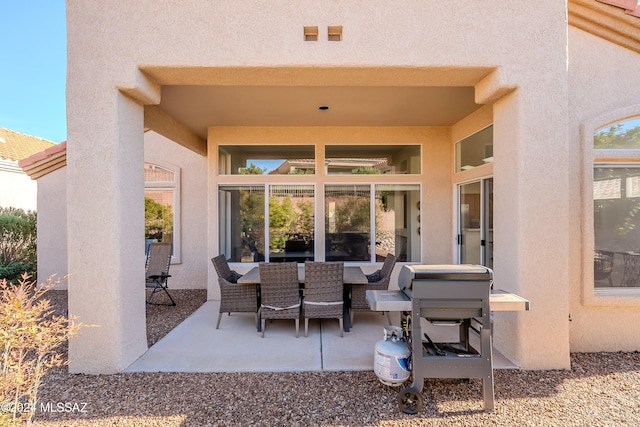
[
  {"xmin": 216, "ymin": 312, "xmax": 223, "ymax": 329},
  {"xmin": 305, "ymin": 318, "xmax": 309, "ymax": 337},
  {"xmin": 261, "ymin": 319, "xmax": 266, "ymax": 338},
  {"xmin": 295, "ymin": 318, "xmax": 299, "ymax": 338},
  {"xmin": 339, "ymin": 318, "xmax": 343, "ymax": 337},
  {"xmin": 161, "ymin": 286, "xmax": 177, "ymax": 306},
  {"xmin": 350, "ymin": 310, "xmax": 355, "ymax": 326}
]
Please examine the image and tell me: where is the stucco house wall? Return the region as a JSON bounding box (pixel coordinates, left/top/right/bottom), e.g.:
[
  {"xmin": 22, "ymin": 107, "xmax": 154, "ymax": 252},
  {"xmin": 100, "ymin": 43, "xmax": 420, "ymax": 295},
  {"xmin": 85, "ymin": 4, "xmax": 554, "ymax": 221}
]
[
  {"xmin": 36, "ymin": 166, "xmax": 67, "ymax": 285},
  {"xmin": 144, "ymin": 131, "xmax": 208, "ymax": 290},
  {"xmin": 568, "ymin": 26, "xmax": 640, "ymax": 352},
  {"xmin": 61, "ymin": 0, "xmax": 639, "ymax": 373},
  {"xmin": 0, "ymin": 162, "xmax": 38, "ymax": 210},
  {"xmin": 29, "ymin": 131, "xmax": 207, "ymax": 291}
]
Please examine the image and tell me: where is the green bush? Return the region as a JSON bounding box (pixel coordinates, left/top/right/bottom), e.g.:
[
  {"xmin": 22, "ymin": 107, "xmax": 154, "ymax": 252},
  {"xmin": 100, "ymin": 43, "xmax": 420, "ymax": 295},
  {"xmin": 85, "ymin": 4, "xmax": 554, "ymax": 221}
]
[{"xmin": 0, "ymin": 208, "xmax": 37, "ymax": 283}]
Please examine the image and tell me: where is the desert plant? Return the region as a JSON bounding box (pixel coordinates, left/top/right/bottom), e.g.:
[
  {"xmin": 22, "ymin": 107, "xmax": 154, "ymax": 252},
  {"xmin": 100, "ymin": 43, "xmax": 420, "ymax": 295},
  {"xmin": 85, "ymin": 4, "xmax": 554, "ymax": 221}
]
[
  {"xmin": 0, "ymin": 208, "xmax": 37, "ymax": 283},
  {"xmin": 0, "ymin": 274, "xmax": 81, "ymax": 426}
]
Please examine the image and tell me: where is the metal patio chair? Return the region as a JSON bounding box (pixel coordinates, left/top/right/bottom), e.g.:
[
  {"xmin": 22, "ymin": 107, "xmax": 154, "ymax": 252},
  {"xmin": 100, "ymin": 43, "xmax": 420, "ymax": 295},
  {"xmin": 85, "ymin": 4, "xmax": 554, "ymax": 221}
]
[
  {"xmin": 594, "ymin": 250, "xmax": 614, "ymax": 286},
  {"xmin": 350, "ymin": 253, "xmax": 396, "ymax": 325},
  {"xmin": 258, "ymin": 262, "xmax": 301, "ymax": 338},
  {"xmin": 145, "ymin": 242, "xmax": 176, "ymax": 306},
  {"xmin": 303, "ymin": 261, "xmax": 344, "ymax": 337},
  {"xmin": 211, "ymin": 255, "xmax": 258, "ymax": 329}
]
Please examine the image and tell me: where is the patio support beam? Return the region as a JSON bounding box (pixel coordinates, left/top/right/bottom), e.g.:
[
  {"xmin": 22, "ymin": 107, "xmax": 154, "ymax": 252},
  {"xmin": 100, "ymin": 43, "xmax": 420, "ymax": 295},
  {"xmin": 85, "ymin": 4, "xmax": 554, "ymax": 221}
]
[
  {"xmin": 67, "ymin": 87, "xmax": 148, "ymax": 374},
  {"xmin": 492, "ymin": 86, "xmax": 572, "ymax": 370},
  {"xmin": 144, "ymin": 105, "xmax": 207, "ymax": 156}
]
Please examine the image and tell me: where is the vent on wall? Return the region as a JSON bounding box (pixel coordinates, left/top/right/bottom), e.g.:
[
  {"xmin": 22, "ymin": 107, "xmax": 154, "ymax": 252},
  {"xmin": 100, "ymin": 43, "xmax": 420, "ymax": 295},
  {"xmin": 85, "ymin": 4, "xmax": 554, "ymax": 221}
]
[
  {"xmin": 328, "ymin": 26, "xmax": 343, "ymax": 41},
  {"xmin": 304, "ymin": 26, "xmax": 318, "ymax": 41}
]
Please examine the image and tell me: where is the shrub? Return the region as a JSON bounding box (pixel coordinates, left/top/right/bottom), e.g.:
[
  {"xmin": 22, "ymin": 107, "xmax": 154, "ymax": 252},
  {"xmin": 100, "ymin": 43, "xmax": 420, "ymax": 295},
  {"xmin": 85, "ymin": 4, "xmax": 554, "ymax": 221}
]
[
  {"xmin": 0, "ymin": 208, "xmax": 37, "ymax": 283},
  {"xmin": 0, "ymin": 274, "xmax": 81, "ymax": 426}
]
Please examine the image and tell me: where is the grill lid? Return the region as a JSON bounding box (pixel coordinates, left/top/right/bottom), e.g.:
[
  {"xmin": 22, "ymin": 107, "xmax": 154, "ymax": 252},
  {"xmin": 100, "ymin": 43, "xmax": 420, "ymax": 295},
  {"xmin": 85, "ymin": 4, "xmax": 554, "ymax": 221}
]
[{"xmin": 398, "ymin": 264, "xmax": 493, "ymax": 291}]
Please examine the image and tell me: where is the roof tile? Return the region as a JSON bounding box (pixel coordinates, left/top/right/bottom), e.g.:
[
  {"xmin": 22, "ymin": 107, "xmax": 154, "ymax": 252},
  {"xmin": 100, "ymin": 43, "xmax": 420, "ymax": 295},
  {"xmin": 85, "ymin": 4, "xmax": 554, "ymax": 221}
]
[{"xmin": 0, "ymin": 127, "xmax": 57, "ymax": 162}]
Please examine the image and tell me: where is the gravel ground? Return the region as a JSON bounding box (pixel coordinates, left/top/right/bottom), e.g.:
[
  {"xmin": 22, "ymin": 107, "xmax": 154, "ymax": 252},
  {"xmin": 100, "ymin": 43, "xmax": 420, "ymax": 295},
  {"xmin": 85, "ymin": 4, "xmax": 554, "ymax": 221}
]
[{"xmin": 28, "ymin": 290, "xmax": 640, "ymax": 426}]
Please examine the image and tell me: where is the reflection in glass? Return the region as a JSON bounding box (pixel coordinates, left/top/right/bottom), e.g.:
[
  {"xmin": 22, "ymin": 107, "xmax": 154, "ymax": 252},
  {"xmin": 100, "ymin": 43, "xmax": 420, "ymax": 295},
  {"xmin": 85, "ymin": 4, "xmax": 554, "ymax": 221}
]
[
  {"xmin": 458, "ymin": 182, "xmax": 481, "ymax": 264},
  {"xmin": 267, "ymin": 185, "xmax": 315, "ymax": 263},
  {"xmin": 455, "ymin": 126, "xmax": 493, "ymax": 173},
  {"xmin": 594, "ymin": 117, "xmax": 640, "ymax": 149},
  {"xmin": 144, "ymin": 189, "xmax": 174, "ymax": 250},
  {"xmin": 325, "ymin": 185, "xmax": 371, "ymax": 261},
  {"xmin": 325, "ymin": 145, "xmax": 420, "ymax": 174},
  {"xmin": 374, "ymin": 184, "xmax": 421, "ymax": 262},
  {"xmin": 218, "ymin": 185, "xmax": 265, "ymax": 262},
  {"xmin": 593, "ymin": 167, "xmax": 640, "ymax": 287},
  {"xmin": 144, "ymin": 163, "xmax": 174, "ymax": 181},
  {"xmin": 218, "ymin": 145, "xmax": 315, "ymax": 175}
]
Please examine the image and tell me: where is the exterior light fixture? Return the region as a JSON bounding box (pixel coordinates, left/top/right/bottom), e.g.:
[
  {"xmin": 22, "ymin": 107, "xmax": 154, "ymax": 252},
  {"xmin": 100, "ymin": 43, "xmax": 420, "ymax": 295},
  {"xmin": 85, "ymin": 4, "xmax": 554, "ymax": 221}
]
[{"xmin": 319, "ymin": 106, "xmax": 329, "ymax": 110}]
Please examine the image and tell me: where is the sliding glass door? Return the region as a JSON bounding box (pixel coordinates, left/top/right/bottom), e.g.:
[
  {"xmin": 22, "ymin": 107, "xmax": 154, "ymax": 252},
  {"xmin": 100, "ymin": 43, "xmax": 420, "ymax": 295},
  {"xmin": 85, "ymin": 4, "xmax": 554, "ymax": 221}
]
[{"xmin": 457, "ymin": 178, "xmax": 493, "ymax": 267}]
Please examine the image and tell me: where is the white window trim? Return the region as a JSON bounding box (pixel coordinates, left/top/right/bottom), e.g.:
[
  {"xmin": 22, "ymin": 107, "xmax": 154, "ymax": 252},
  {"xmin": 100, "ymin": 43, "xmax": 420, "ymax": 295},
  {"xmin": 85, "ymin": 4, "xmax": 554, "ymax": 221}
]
[
  {"xmin": 144, "ymin": 161, "xmax": 181, "ymax": 264},
  {"xmin": 581, "ymin": 105, "xmax": 640, "ymax": 306}
]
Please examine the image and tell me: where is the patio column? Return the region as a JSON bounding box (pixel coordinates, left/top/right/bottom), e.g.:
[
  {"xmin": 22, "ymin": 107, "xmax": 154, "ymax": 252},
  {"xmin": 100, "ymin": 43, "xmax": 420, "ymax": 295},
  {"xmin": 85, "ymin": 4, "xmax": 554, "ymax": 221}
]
[
  {"xmin": 67, "ymin": 90, "xmax": 147, "ymax": 374},
  {"xmin": 491, "ymin": 88, "xmax": 571, "ymax": 370}
]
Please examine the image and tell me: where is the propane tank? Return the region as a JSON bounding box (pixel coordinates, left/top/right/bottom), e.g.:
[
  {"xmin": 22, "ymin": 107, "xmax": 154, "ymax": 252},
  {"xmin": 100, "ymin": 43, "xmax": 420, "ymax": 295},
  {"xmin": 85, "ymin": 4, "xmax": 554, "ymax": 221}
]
[{"xmin": 374, "ymin": 325, "xmax": 411, "ymax": 386}]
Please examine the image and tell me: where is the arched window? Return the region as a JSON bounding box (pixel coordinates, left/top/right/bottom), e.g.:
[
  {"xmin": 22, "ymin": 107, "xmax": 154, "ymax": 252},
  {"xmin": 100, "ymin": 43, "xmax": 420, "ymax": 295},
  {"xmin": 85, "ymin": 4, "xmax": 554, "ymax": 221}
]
[
  {"xmin": 144, "ymin": 162, "xmax": 181, "ymax": 263},
  {"xmin": 592, "ymin": 116, "xmax": 640, "ymax": 290}
]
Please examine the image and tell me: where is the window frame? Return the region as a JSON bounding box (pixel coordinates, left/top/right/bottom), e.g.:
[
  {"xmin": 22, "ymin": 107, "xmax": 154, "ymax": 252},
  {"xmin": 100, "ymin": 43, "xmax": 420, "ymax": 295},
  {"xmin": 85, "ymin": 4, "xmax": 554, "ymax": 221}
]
[{"xmin": 582, "ymin": 106, "xmax": 640, "ymax": 305}]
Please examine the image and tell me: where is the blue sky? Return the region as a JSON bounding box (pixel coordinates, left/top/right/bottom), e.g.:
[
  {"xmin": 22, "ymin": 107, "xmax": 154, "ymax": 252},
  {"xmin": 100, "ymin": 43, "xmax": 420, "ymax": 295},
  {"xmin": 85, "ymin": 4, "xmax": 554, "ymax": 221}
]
[{"xmin": 0, "ymin": 1, "xmax": 66, "ymax": 143}]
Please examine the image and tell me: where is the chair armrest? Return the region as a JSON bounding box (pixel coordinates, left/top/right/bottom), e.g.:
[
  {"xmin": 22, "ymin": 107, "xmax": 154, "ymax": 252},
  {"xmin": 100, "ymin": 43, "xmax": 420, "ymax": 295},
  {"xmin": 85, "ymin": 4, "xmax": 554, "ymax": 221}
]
[{"xmin": 147, "ymin": 273, "xmax": 171, "ymax": 280}]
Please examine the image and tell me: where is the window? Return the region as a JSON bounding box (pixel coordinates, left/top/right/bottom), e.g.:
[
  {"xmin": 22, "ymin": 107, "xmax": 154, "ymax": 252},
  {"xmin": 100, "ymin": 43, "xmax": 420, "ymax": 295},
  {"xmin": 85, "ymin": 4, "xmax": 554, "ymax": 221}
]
[
  {"xmin": 455, "ymin": 126, "xmax": 493, "ymax": 172},
  {"xmin": 374, "ymin": 184, "xmax": 421, "ymax": 262},
  {"xmin": 218, "ymin": 145, "xmax": 315, "ymax": 175},
  {"xmin": 593, "ymin": 117, "xmax": 640, "ymax": 289},
  {"xmin": 144, "ymin": 162, "xmax": 180, "ymax": 262},
  {"xmin": 268, "ymin": 185, "xmax": 315, "ymax": 262},
  {"xmin": 217, "ymin": 144, "xmax": 422, "ymax": 264},
  {"xmin": 594, "ymin": 118, "xmax": 640, "ymax": 149},
  {"xmin": 218, "ymin": 185, "xmax": 265, "ymax": 262},
  {"xmin": 325, "ymin": 185, "xmax": 371, "ymax": 261},
  {"xmin": 325, "ymin": 145, "xmax": 420, "ymax": 174}
]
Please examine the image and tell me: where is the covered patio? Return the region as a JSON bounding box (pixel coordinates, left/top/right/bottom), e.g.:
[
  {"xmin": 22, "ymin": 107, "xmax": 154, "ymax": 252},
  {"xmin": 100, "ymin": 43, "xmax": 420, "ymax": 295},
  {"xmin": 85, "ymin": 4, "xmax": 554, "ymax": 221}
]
[{"xmin": 127, "ymin": 301, "xmax": 517, "ymax": 373}]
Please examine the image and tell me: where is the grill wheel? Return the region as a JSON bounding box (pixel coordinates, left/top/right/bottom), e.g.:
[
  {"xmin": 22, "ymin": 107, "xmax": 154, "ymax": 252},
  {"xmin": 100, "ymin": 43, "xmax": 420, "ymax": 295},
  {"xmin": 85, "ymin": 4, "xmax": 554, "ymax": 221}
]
[{"xmin": 397, "ymin": 387, "xmax": 423, "ymax": 415}]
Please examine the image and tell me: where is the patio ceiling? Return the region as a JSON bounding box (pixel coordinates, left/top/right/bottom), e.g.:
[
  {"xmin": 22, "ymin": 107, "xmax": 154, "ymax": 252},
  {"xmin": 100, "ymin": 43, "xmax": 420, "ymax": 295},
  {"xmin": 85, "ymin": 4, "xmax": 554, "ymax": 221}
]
[{"xmin": 156, "ymin": 85, "xmax": 481, "ymax": 140}]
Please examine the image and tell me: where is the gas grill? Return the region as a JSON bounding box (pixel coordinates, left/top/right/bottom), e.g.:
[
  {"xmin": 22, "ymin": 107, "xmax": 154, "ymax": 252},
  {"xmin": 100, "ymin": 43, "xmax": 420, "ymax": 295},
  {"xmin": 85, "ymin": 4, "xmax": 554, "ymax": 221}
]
[{"xmin": 368, "ymin": 264, "xmax": 498, "ymax": 414}]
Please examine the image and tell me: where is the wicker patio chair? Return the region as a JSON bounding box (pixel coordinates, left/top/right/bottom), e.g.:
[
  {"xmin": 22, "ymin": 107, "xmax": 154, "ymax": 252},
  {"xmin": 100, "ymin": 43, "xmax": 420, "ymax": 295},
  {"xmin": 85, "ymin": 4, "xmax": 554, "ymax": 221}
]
[
  {"xmin": 258, "ymin": 262, "xmax": 301, "ymax": 338},
  {"xmin": 145, "ymin": 242, "xmax": 176, "ymax": 306},
  {"xmin": 350, "ymin": 253, "xmax": 396, "ymax": 325},
  {"xmin": 211, "ymin": 255, "xmax": 258, "ymax": 329},
  {"xmin": 303, "ymin": 261, "xmax": 344, "ymax": 337}
]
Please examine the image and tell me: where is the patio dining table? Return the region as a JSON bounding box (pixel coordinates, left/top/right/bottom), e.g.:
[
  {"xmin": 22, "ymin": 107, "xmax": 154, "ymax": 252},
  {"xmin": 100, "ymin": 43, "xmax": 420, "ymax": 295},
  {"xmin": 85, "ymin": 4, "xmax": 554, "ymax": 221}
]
[{"xmin": 237, "ymin": 265, "xmax": 368, "ymax": 332}]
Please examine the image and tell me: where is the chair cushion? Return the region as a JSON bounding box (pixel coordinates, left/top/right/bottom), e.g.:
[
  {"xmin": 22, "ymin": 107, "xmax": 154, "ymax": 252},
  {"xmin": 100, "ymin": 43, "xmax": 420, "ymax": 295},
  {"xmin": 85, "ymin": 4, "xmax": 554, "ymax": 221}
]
[
  {"xmin": 366, "ymin": 270, "xmax": 382, "ymax": 283},
  {"xmin": 227, "ymin": 270, "xmax": 243, "ymax": 283}
]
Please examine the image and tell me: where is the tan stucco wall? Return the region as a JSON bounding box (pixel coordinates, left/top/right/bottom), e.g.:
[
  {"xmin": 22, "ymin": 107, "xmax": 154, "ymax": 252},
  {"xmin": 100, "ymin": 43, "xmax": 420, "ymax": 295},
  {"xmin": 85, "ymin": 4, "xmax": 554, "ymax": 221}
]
[
  {"xmin": 0, "ymin": 165, "xmax": 38, "ymax": 211},
  {"xmin": 568, "ymin": 27, "xmax": 640, "ymax": 351},
  {"xmin": 34, "ymin": 131, "xmax": 206, "ymax": 291},
  {"xmin": 37, "ymin": 167, "xmax": 68, "ymax": 286},
  {"xmin": 67, "ymin": 0, "xmax": 571, "ymax": 372},
  {"xmin": 144, "ymin": 132, "xmax": 208, "ymax": 290}
]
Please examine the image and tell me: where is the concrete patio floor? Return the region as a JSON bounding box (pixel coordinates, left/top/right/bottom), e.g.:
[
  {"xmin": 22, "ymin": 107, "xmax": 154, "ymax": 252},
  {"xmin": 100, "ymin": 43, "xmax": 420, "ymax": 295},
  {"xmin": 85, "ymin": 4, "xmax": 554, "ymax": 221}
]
[{"xmin": 126, "ymin": 301, "xmax": 516, "ymax": 373}]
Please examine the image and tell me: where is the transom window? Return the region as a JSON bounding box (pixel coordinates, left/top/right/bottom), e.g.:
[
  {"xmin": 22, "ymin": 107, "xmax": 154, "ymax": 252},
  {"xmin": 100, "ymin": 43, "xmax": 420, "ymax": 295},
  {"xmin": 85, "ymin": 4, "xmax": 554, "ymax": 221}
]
[{"xmin": 455, "ymin": 125, "xmax": 493, "ymax": 172}]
